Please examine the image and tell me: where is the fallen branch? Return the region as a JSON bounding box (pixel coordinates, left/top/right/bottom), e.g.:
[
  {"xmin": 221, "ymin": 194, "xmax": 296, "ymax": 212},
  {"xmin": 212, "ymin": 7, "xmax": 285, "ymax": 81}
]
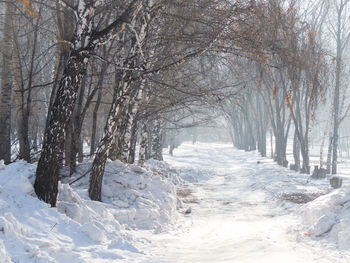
[{"xmin": 69, "ymin": 169, "xmax": 91, "ymax": 185}]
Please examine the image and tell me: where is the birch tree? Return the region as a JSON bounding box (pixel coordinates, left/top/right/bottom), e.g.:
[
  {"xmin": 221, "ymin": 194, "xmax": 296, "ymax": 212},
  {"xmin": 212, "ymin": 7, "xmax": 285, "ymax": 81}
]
[
  {"xmin": 35, "ymin": 0, "xmax": 142, "ymax": 207},
  {"xmin": 89, "ymin": 0, "xmax": 158, "ymax": 201}
]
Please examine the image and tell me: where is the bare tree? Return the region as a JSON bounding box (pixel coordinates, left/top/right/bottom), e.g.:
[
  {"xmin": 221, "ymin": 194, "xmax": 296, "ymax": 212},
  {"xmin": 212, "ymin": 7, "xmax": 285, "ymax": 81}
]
[{"xmin": 328, "ymin": 0, "xmax": 350, "ymax": 174}]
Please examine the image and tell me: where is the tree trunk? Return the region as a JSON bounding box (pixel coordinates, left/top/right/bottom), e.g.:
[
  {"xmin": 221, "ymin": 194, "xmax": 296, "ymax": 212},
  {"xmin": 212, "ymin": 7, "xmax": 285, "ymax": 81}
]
[
  {"xmin": 270, "ymin": 130, "xmax": 274, "ymax": 159},
  {"xmin": 256, "ymin": 94, "xmax": 267, "ymax": 157},
  {"xmin": 150, "ymin": 117, "xmax": 163, "ymax": 161},
  {"xmin": 89, "ymin": 88, "xmax": 135, "ymax": 201},
  {"xmin": 326, "ymin": 135, "xmax": 333, "ymax": 174},
  {"xmin": 300, "ymin": 143, "xmax": 310, "ymax": 174},
  {"xmin": 13, "ymin": 27, "xmax": 32, "ymax": 163},
  {"xmin": 319, "ymin": 130, "xmax": 327, "ymax": 168},
  {"xmin": 32, "ymin": 125, "xmax": 38, "ymax": 152},
  {"xmin": 90, "ymin": 65, "xmax": 106, "ymax": 156},
  {"xmin": 332, "ymin": 74, "xmax": 340, "ymax": 174},
  {"xmin": 292, "ymin": 113, "xmax": 310, "ymax": 174},
  {"xmin": 78, "ymin": 136, "xmax": 84, "ymax": 163},
  {"xmin": 34, "ymin": 53, "xmax": 89, "ymax": 207},
  {"xmin": 119, "ymin": 90, "xmax": 142, "ymax": 162},
  {"xmin": 293, "ymin": 130, "xmax": 300, "ymax": 171},
  {"xmin": 109, "ymin": 105, "xmax": 129, "ymax": 162},
  {"xmin": 90, "ymin": 86, "xmax": 102, "ymax": 155},
  {"xmin": 67, "ymin": 74, "xmax": 87, "ymax": 174},
  {"xmin": 88, "ymin": 0, "xmax": 160, "ymax": 200},
  {"xmin": 0, "ymin": 1, "xmax": 13, "ymax": 164},
  {"xmin": 260, "ymin": 130, "xmax": 266, "ymax": 157},
  {"xmin": 331, "ymin": 5, "xmax": 344, "ymax": 175},
  {"xmin": 138, "ymin": 119, "xmax": 149, "ymax": 166},
  {"xmin": 65, "ymin": 123, "xmax": 73, "ymax": 168},
  {"xmin": 128, "ymin": 118, "xmax": 138, "ymax": 164},
  {"xmin": 46, "ymin": 1, "xmax": 74, "ymax": 132},
  {"xmin": 274, "ymin": 131, "xmax": 283, "ymax": 165},
  {"xmin": 19, "ymin": 5, "xmax": 42, "ymax": 163},
  {"xmin": 89, "ymin": 57, "xmax": 140, "ymax": 200}
]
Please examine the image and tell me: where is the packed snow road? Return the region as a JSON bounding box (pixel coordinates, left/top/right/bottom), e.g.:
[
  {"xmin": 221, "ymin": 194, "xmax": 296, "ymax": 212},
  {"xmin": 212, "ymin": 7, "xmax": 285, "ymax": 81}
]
[{"xmin": 129, "ymin": 143, "xmax": 350, "ymax": 263}]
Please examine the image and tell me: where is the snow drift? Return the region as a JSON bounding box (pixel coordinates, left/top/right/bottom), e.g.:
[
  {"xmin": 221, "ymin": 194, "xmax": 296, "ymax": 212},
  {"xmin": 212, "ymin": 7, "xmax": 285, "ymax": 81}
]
[
  {"xmin": 0, "ymin": 159, "xmax": 181, "ymax": 262},
  {"xmin": 300, "ymin": 186, "xmax": 350, "ymax": 250}
]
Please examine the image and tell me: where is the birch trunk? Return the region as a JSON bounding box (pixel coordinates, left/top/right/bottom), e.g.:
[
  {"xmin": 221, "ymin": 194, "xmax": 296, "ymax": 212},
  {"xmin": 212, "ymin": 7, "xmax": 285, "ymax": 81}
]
[
  {"xmin": 89, "ymin": 1, "xmax": 155, "ymax": 200},
  {"xmin": 128, "ymin": 118, "xmax": 138, "ymax": 164},
  {"xmin": 150, "ymin": 117, "xmax": 163, "ymax": 161},
  {"xmin": 120, "ymin": 89, "xmax": 142, "ymax": 162},
  {"xmin": 138, "ymin": 119, "xmax": 150, "ymax": 166},
  {"xmin": 35, "ymin": 54, "xmax": 89, "ymax": 206},
  {"xmin": 89, "ymin": 87, "xmax": 136, "ymax": 201}
]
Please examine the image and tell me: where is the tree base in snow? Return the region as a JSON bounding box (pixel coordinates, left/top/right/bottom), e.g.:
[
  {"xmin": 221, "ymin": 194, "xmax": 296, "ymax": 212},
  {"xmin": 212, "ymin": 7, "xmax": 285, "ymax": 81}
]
[
  {"xmin": 311, "ymin": 166, "xmax": 327, "ymax": 179},
  {"xmin": 330, "ymin": 176, "xmax": 342, "ymax": 189},
  {"xmin": 290, "ymin": 164, "xmax": 298, "ymax": 171}
]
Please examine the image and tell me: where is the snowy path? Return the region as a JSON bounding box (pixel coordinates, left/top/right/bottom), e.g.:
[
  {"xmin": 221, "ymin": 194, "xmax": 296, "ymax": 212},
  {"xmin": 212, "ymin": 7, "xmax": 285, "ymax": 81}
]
[{"xmin": 128, "ymin": 143, "xmax": 349, "ymax": 263}]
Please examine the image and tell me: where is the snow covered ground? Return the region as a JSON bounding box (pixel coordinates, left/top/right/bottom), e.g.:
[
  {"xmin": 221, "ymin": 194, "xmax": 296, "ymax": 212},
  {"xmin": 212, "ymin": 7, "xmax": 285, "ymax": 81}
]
[
  {"xmin": 1, "ymin": 142, "xmax": 350, "ymax": 262},
  {"xmin": 125, "ymin": 143, "xmax": 350, "ymax": 263}
]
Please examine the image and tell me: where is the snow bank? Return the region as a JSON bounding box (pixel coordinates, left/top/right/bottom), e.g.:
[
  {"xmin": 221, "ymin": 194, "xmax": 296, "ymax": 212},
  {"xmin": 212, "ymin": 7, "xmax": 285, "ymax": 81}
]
[
  {"xmin": 67, "ymin": 159, "xmax": 180, "ymax": 230},
  {"xmin": 0, "ymin": 159, "xmax": 181, "ymax": 262},
  {"xmin": 0, "ymin": 160, "xmax": 36, "ymax": 194},
  {"xmin": 300, "ymin": 186, "xmax": 350, "ymax": 250},
  {"xmin": 145, "ymin": 159, "xmax": 184, "ymax": 185},
  {"xmin": 100, "ymin": 159, "xmax": 180, "ymax": 229}
]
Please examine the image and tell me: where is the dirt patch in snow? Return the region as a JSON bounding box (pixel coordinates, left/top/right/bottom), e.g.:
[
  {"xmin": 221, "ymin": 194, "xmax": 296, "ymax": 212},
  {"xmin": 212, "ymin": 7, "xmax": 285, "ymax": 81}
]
[
  {"xmin": 177, "ymin": 188, "xmax": 200, "ymax": 204},
  {"xmin": 280, "ymin": 192, "xmax": 328, "ymax": 204},
  {"xmin": 177, "ymin": 188, "xmax": 193, "ymax": 198}
]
